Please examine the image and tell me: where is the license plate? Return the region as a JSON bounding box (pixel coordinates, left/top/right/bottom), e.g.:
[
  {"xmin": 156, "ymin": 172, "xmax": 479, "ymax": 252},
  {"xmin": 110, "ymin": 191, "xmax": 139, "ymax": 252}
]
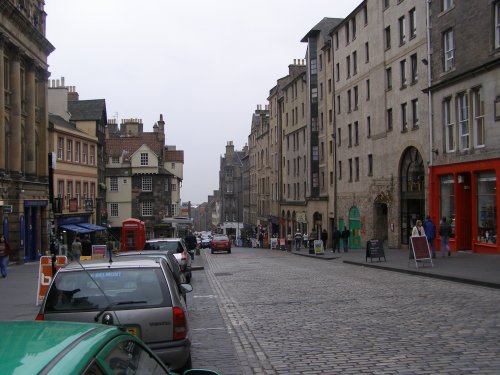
[{"xmin": 127, "ymin": 327, "xmax": 138, "ymax": 336}]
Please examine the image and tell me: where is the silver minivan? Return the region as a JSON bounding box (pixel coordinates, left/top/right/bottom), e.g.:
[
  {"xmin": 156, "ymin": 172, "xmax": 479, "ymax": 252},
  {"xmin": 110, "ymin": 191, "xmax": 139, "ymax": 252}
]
[{"xmin": 37, "ymin": 257, "xmax": 193, "ymax": 372}]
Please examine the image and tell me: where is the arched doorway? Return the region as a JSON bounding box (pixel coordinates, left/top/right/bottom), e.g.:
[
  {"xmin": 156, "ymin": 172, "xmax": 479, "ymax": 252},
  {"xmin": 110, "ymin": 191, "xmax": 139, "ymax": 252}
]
[{"xmin": 400, "ymin": 146, "xmax": 425, "ymax": 245}]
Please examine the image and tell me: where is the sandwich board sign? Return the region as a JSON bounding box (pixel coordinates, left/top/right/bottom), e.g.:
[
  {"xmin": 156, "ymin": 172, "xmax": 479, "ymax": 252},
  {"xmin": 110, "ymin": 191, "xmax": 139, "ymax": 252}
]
[{"xmin": 409, "ymin": 236, "xmax": 434, "ymax": 268}]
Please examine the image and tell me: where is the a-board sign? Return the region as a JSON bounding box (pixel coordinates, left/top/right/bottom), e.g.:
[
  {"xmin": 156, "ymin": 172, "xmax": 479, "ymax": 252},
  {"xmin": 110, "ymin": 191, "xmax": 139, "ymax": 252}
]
[
  {"xmin": 37, "ymin": 255, "xmax": 67, "ymax": 305},
  {"xmin": 366, "ymin": 239, "xmax": 386, "ymax": 262},
  {"xmin": 410, "ymin": 236, "xmax": 431, "ymax": 260},
  {"xmin": 270, "ymin": 238, "xmax": 278, "ymax": 249},
  {"xmin": 314, "ymin": 240, "xmax": 324, "ymax": 255}
]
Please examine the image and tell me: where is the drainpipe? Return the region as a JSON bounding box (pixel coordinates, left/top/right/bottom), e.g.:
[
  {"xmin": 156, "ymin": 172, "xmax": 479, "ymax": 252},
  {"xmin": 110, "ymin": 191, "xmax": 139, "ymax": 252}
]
[{"xmin": 426, "ymin": 0, "xmax": 433, "ymax": 166}]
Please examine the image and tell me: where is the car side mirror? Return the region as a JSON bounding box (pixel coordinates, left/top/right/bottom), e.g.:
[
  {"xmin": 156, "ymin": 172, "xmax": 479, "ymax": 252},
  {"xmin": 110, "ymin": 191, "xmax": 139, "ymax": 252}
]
[{"xmin": 180, "ymin": 283, "xmax": 193, "ymax": 293}]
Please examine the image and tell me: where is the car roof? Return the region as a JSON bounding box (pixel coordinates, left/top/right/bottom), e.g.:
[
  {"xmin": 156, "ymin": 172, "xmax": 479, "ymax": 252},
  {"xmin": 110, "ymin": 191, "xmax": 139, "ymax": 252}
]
[
  {"xmin": 61, "ymin": 257, "xmax": 163, "ymax": 272},
  {"xmin": 0, "ymin": 321, "xmax": 126, "ymax": 374}
]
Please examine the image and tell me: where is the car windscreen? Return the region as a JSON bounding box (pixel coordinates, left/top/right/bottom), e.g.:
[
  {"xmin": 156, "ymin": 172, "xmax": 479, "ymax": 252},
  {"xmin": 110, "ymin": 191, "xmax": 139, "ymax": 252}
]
[
  {"xmin": 144, "ymin": 241, "xmax": 183, "ymax": 253},
  {"xmin": 213, "ymin": 236, "xmax": 228, "ymax": 241},
  {"xmin": 44, "ymin": 268, "xmax": 173, "ymax": 312}
]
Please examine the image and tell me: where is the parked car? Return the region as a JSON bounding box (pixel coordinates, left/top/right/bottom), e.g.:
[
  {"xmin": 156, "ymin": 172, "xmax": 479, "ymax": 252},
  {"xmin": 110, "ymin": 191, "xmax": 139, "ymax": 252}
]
[
  {"xmin": 116, "ymin": 251, "xmax": 188, "ymax": 302},
  {"xmin": 143, "ymin": 238, "xmax": 192, "ymax": 282},
  {"xmin": 200, "ymin": 236, "xmax": 211, "ymax": 249},
  {"xmin": 211, "ymin": 234, "xmax": 231, "ymax": 254},
  {"xmin": 37, "ymin": 257, "xmax": 193, "ymax": 372},
  {"xmin": 0, "ymin": 321, "xmax": 220, "ymax": 375}
]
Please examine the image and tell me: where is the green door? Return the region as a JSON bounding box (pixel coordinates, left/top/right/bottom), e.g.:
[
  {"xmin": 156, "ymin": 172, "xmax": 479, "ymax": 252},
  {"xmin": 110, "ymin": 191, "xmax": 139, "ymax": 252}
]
[{"xmin": 349, "ymin": 206, "xmax": 361, "ymax": 249}]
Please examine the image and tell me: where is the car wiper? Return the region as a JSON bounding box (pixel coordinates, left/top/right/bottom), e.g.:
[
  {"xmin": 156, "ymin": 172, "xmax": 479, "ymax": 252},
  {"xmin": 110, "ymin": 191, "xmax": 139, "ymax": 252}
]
[{"xmin": 94, "ymin": 300, "xmax": 146, "ymax": 323}]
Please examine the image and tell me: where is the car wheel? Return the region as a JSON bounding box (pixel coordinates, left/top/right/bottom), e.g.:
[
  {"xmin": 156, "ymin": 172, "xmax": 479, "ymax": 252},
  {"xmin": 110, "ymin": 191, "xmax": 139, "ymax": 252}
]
[
  {"xmin": 211, "ymin": 250, "xmax": 214, "ymax": 254},
  {"xmin": 228, "ymin": 250, "xmax": 231, "ymax": 254},
  {"xmin": 179, "ymin": 354, "xmax": 192, "ymax": 372}
]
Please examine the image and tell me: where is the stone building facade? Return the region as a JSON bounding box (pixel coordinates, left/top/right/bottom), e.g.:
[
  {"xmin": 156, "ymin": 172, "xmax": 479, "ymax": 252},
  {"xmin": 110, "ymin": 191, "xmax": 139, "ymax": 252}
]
[{"xmin": 0, "ymin": 0, "xmax": 54, "ymax": 262}]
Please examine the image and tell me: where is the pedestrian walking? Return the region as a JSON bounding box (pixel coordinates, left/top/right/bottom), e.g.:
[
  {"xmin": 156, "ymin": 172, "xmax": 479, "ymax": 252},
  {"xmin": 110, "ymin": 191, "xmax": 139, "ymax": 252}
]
[
  {"xmin": 258, "ymin": 231, "xmax": 264, "ymax": 248},
  {"xmin": 423, "ymin": 216, "xmax": 436, "ymax": 258},
  {"xmin": 411, "ymin": 220, "xmax": 426, "ymax": 237},
  {"xmin": 287, "ymin": 232, "xmax": 293, "ymax": 251},
  {"xmin": 332, "ymin": 227, "xmax": 341, "ymax": 253},
  {"xmin": 106, "ymin": 235, "xmax": 114, "ymax": 260},
  {"xmin": 341, "ymin": 226, "xmax": 350, "ymax": 252},
  {"xmin": 439, "ymin": 217, "xmax": 452, "ymax": 257},
  {"xmin": 0, "ymin": 234, "xmax": 11, "ymax": 278},
  {"xmin": 308, "ymin": 230, "xmax": 316, "ymax": 249},
  {"xmin": 71, "ymin": 236, "xmax": 82, "ymax": 262},
  {"xmin": 302, "ymin": 232, "xmax": 308, "ymax": 248},
  {"xmin": 184, "ymin": 231, "xmax": 197, "ymax": 260},
  {"xmin": 294, "ymin": 229, "xmax": 302, "ymax": 251},
  {"xmin": 81, "ymin": 234, "xmax": 92, "ymax": 257},
  {"xmin": 321, "ymin": 229, "xmax": 328, "ymax": 252}
]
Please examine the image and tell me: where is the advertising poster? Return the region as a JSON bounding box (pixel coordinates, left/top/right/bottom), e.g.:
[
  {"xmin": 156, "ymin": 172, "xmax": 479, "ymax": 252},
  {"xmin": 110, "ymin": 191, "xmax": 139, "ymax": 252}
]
[{"xmin": 37, "ymin": 255, "xmax": 67, "ymax": 305}]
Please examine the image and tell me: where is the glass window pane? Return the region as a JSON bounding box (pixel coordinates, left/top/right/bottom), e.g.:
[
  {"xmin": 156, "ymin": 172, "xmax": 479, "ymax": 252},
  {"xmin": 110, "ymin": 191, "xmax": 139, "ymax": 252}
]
[
  {"xmin": 476, "ymin": 172, "xmax": 497, "ymax": 244},
  {"xmin": 440, "ymin": 175, "xmax": 455, "ymax": 237}
]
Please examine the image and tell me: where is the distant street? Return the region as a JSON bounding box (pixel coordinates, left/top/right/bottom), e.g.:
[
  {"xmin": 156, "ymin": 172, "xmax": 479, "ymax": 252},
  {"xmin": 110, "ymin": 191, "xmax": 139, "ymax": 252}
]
[{"xmin": 2, "ymin": 249, "xmax": 500, "ymax": 374}]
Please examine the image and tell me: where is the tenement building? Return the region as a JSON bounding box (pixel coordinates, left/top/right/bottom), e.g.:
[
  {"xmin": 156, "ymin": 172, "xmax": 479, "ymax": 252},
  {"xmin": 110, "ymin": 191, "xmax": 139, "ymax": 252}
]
[
  {"xmin": 427, "ymin": 0, "xmax": 500, "ymax": 254},
  {"xmin": 0, "ymin": 0, "xmax": 54, "ymax": 262},
  {"xmin": 330, "ymin": 0, "xmax": 429, "ymax": 249}
]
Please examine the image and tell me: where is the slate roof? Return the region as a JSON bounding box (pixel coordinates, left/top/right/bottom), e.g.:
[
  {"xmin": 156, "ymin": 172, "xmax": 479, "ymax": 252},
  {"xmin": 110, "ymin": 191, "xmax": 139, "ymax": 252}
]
[
  {"xmin": 165, "ymin": 150, "xmax": 184, "ymax": 163},
  {"xmin": 106, "ymin": 133, "xmax": 164, "ymax": 160},
  {"xmin": 301, "ymin": 17, "xmax": 343, "ymax": 42},
  {"xmin": 49, "ymin": 113, "xmax": 90, "ymax": 136},
  {"xmin": 68, "ymin": 99, "xmax": 106, "ymax": 121}
]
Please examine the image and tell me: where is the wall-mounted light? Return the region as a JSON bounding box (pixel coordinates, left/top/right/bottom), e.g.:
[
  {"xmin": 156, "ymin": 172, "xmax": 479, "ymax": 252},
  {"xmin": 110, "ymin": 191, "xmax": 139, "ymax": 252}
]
[{"xmin": 432, "ymin": 148, "xmax": 439, "ymax": 155}]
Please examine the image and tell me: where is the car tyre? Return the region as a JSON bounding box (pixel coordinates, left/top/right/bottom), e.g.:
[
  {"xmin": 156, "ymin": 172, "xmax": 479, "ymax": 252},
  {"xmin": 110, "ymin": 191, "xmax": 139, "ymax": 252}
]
[
  {"xmin": 227, "ymin": 250, "xmax": 231, "ymax": 254},
  {"xmin": 179, "ymin": 353, "xmax": 192, "ymax": 372}
]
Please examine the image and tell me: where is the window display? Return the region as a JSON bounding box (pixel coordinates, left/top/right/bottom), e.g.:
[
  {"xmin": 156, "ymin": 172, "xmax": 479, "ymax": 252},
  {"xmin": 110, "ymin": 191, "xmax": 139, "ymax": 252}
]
[
  {"xmin": 440, "ymin": 174, "xmax": 455, "ymax": 237},
  {"xmin": 476, "ymin": 172, "xmax": 496, "ymax": 244}
]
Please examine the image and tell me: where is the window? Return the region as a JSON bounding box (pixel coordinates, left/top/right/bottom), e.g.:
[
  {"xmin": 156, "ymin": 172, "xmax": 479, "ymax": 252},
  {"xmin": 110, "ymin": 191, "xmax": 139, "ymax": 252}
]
[
  {"xmin": 354, "ymin": 121, "xmax": 359, "ymax": 145},
  {"xmin": 90, "ymin": 183, "xmax": 95, "ymax": 202},
  {"xmin": 368, "ymin": 154, "xmax": 373, "ymax": 176},
  {"xmin": 385, "ymin": 26, "xmax": 391, "ymax": 49},
  {"xmin": 111, "ymin": 156, "xmax": 119, "ymax": 163},
  {"xmin": 365, "ymin": 42, "xmax": 369, "ymax": 63},
  {"xmin": 354, "ymin": 86, "xmax": 359, "ymax": 109},
  {"xmin": 66, "ymin": 140, "xmax": 72, "ymax": 161},
  {"xmin": 352, "ymin": 16, "xmax": 356, "ymax": 40},
  {"xmin": 345, "ymin": 23, "xmax": 350, "ymax": 45},
  {"xmin": 74, "ymin": 142, "xmax": 80, "ymax": 163},
  {"xmin": 338, "ymin": 160, "xmax": 342, "ymax": 180},
  {"xmin": 366, "ymin": 79, "xmax": 370, "ymax": 100},
  {"xmin": 458, "ymin": 92, "xmax": 469, "ymax": 150},
  {"xmin": 412, "ymin": 99, "xmax": 419, "ymax": 128},
  {"xmin": 346, "ymin": 56, "xmax": 351, "ymax": 78},
  {"xmin": 328, "ymin": 79, "xmax": 332, "ymax": 93},
  {"xmin": 472, "ymin": 88, "xmax": 485, "ymax": 148},
  {"xmin": 384, "ymin": 0, "xmax": 390, "ymax": 9},
  {"xmin": 387, "ymin": 108, "xmax": 393, "ymax": 131},
  {"xmin": 57, "ymin": 138, "xmax": 64, "ymax": 159},
  {"xmin": 495, "ymin": 2, "xmax": 500, "ymax": 48},
  {"xmin": 355, "ymin": 157, "xmax": 359, "ymax": 181},
  {"xmin": 348, "ymin": 124, "xmax": 352, "ymax": 147},
  {"xmin": 443, "ymin": 29, "xmax": 455, "ymax": 72},
  {"xmin": 110, "ymin": 203, "xmax": 119, "ymax": 217},
  {"xmin": 90, "ymin": 145, "xmax": 95, "ymax": 165},
  {"xmin": 367, "ymin": 116, "xmax": 371, "ymax": 138},
  {"xmin": 142, "ymin": 201, "xmax": 153, "ymax": 216},
  {"xmin": 442, "ymin": 0, "xmax": 454, "ymax": 12},
  {"xmin": 140, "ymin": 153, "xmax": 149, "ymax": 166},
  {"xmin": 338, "ymin": 128, "xmax": 342, "ymax": 147},
  {"xmin": 400, "ymin": 59, "xmax": 407, "ymax": 87},
  {"xmin": 66, "ymin": 181, "xmax": 73, "ymax": 206},
  {"xmin": 334, "ymin": 32, "xmax": 339, "ymax": 50},
  {"xmin": 399, "ymin": 16, "xmax": 406, "ymax": 45},
  {"xmin": 336, "ymin": 63, "xmax": 340, "ymax": 82},
  {"xmin": 337, "ymin": 95, "xmax": 341, "ymax": 114},
  {"xmin": 310, "ymin": 58, "xmax": 317, "ymax": 75},
  {"xmin": 83, "ymin": 182, "xmax": 88, "ymax": 200},
  {"xmin": 312, "ymin": 146, "xmax": 319, "ymax": 161},
  {"xmin": 444, "ymin": 97, "xmax": 455, "ymax": 152},
  {"xmin": 110, "ymin": 177, "xmax": 118, "ymax": 192},
  {"xmin": 171, "ymin": 183, "xmax": 177, "ymax": 191},
  {"xmin": 320, "ymin": 83, "xmax": 323, "ymax": 101},
  {"xmin": 226, "ymin": 183, "xmax": 233, "ymax": 193},
  {"xmin": 439, "ymin": 175, "xmax": 455, "ymax": 237},
  {"xmin": 319, "ymin": 54, "xmax": 323, "ymax": 71},
  {"xmin": 386, "ymin": 67, "xmax": 392, "ymax": 90},
  {"xmin": 82, "ymin": 144, "xmax": 88, "ymax": 164},
  {"xmin": 401, "ymin": 103, "xmax": 408, "ymax": 132},
  {"xmin": 410, "ymin": 54, "xmax": 418, "ymax": 83},
  {"xmin": 348, "ymin": 90, "xmax": 352, "ymax": 112},
  {"xmin": 363, "ymin": 6, "xmax": 368, "ymax": 25},
  {"xmin": 142, "ymin": 176, "xmax": 152, "ymax": 192},
  {"xmin": 353, "ymin": 51, "xmax": 357, "ymax": 75},
  {"xmin": 57, "ymin": 180, "xmax": 64, "ymax": 198},
  {"xmin": 75, "ymin": 182, "xmax": 81, "ymax": 207},
  {"xmin": 348, "ymin": 158, "xmax": 353, "ymax": 182},
  {"xmin": 409, "ymin": 8, "xmax": 416, "ymax": 39},
  {"xmin": 476, "ymin": 172, "xmax": 497, "ymax": 243}
]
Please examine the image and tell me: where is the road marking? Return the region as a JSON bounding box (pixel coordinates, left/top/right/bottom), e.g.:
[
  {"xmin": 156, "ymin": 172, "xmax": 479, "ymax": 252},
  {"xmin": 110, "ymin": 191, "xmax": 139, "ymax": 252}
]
[
  {"xmin": 191, "ymin": 327, "xmax": 226, "ymax": 331},
  {"xmin": 193, "ymin": 295, "xmax": 217, "ymax": 298}
]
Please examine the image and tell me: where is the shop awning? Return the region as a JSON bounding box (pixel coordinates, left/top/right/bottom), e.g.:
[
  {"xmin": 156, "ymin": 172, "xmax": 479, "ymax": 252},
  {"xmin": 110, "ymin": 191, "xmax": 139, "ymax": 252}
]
[
  {"xmin": 78, "ymin": 223, "xmax": 108, "ymax": 231},
  {"xmin": 60, "ymin": 224, "xmax": 93, "ymax": 234}
]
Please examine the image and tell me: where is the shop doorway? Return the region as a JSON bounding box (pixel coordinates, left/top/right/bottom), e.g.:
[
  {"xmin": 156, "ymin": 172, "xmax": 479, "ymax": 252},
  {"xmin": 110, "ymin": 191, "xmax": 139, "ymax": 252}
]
[
  {"xmin": 455, "ymin": 172, "xmax": 472, "ymax": 250},
  {"xmin": 373, "ymin": 202, "xmax": 388, "ymax": 243},
  {"xmin": 348, "ymin": 206, "xmax": 361, "ymax": 249},
  {"xmin": 400, "ymin": 147, "xmax": 425, "ymax": 245}
]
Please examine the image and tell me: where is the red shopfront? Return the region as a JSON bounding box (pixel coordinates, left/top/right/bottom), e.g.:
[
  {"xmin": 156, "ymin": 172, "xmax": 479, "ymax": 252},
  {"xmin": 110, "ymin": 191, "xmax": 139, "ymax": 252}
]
[{"xmin": 429, "ymin": 158, "xmax": 499, "ymax": 254}]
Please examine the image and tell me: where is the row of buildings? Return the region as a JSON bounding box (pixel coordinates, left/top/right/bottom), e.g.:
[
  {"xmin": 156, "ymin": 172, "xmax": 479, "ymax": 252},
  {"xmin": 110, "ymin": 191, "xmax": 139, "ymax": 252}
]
[
  {"xmin": 0, "ymin": 0, "xmax": 185, "ymax": 262},
  {"xmin": 197, "ymin": 0, "xmax": 500, "ymax": 254}
]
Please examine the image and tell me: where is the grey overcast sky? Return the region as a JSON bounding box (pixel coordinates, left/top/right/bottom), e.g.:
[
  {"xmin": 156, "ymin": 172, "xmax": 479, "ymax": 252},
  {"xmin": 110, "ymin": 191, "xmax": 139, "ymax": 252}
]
[{"xmin": 45, "ymin": 0, "xmax": 358, "ymax": 204}]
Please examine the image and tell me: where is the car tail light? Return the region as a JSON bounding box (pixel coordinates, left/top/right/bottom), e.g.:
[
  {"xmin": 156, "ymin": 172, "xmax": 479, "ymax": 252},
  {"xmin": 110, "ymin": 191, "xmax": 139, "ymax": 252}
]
[
  {"xmin": 172, "ymin": 307, "xmax": 187, "ymax": 340},
  {"xmin": 35, "ymin": 313, "xmax": 44, "ymax": 321}
]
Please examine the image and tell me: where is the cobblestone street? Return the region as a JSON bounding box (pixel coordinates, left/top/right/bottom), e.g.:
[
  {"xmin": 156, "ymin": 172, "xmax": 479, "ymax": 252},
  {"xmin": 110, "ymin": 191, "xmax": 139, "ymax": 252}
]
[{"xmin": 189, "ymin": 247, "xmax": 500, "ymax": 374}]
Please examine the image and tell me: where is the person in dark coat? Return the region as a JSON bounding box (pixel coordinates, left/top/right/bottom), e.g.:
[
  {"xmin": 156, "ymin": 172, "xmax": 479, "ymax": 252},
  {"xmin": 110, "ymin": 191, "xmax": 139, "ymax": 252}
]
[
  {"xmin": 184, "ymin": 231, "xmax": 197, "ymax": 260},
  {"xmin": 81, "ymin": 234, "xmax": 92, "ymax": 257},
  {"xmin": 332, "ymin": 227, "xmax": 341, "ymax": 253},
  {"xmin": 321, "ymin": 229, "xmax": 328, "ymax": 251},
  {"xmin": 341, "ymin": 226, "xmax": 350, "ymax": 252},
  {"xmin": 439, "ymin": 217, "xmax": 452, "ymax": 257},
  {"xmin": 0, "ymin": 234, "xmax": 11, "ymax": 278},
  {"xmin": 423, "ymin": 216, "xmax": 436, "ymax": 258}
]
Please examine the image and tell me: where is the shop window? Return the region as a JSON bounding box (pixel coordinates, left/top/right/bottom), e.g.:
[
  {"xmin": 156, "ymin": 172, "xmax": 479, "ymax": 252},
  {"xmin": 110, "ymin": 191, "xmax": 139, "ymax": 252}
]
[
  {"xmin": 440, "ymin": 175, "xmax": 455, "ymax": 237},
  {"xmin": 476, "ymin": 172, "xmax": 497, "ymax": 244}
]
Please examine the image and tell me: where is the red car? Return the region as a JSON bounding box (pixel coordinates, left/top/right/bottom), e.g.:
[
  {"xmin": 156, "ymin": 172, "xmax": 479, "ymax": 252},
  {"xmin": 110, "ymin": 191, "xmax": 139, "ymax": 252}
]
[{"xmin": 211, "ymin": 234, "xmax": 231, "ymax": 254}]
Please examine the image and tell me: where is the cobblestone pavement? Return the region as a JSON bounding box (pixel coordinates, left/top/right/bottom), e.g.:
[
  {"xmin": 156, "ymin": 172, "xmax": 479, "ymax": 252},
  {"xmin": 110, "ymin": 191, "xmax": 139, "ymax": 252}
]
[{"xmin": 199, "ymin": 247, "xmax": 500, "ymax": 374}]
